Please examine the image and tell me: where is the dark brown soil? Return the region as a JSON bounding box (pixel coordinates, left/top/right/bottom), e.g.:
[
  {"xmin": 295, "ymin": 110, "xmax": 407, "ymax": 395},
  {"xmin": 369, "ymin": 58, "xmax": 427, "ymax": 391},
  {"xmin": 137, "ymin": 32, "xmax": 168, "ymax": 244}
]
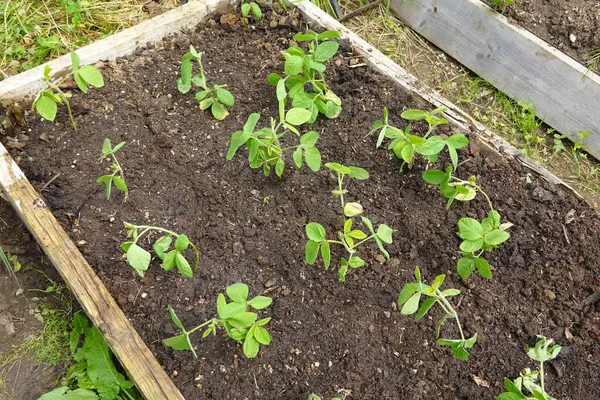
[
  {"xmin": 483, "ymin": 0, "xmax": 600, "ymax": 71},
  {"xmin": 4, "ymin": 6, "xmax": 600, "ymax": 400}
]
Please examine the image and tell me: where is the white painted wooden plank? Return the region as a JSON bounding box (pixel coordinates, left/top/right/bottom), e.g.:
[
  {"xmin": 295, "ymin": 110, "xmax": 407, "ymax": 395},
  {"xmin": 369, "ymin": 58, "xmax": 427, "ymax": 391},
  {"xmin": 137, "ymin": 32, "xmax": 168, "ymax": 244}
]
[
  {"xmin": 296, "ymin": 0, "xmax": 579, "ymax": 194},
  {"xmin": 387, "ymin": 0, "xmax": 600, "ymax": 160},
  {"xmin": 0, "ymin": 0, "xmax": 233, "ymax": 103}
]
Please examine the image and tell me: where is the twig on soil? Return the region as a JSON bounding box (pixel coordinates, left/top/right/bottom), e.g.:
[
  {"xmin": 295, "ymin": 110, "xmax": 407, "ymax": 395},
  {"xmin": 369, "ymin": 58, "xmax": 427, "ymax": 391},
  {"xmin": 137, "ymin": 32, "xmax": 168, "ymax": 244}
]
[
  {"xmin": 339, "ymin": 0, "xmax": 383, "ymax": 23},
  {"xmin": 562, "ymin": 224, "xmax": 570, "ymax": 245},
  {"xmin": 38, "ymin": 172, "xmax": 61, "ymax": 192},
  {"xmin": 582, "ymin": 292, "xmax": 600, "ymax": 307}
]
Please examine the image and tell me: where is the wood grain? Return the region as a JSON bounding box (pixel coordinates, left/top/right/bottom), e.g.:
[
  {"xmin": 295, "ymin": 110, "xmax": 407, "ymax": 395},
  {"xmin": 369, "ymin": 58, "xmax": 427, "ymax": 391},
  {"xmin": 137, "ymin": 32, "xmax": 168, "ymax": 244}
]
[
  {"xmin": 388, "ymin": 0, "xmax": 600, "ymax": 160},
  {"xmin": 0, "ymin": 143, "xmax": 184, "ymax": 399},
  {"xmin": 296, "ymin": 0, "xmax": 581, "ymax": 197}
]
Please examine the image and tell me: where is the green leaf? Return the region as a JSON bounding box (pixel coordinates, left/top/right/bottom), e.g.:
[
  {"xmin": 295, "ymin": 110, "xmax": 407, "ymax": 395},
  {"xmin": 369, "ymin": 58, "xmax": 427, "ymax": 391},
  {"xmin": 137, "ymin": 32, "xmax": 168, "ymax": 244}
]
[
  {"xmin": 300, "ymin": 131, "xmax": 319, "ymax": 147},
  {"xmin": 74, "ymin": 72, "xmax": 88, "ymax": 93},
  {"xmin": 243, "ymin": 336, "xmax": 260, "ymax": 358},
  {"xmin": 496, "ymin": 392, "xmax": 526, "ymax": 400},
  {"xmin": 199, "ymin": 97, "xmax": 214, "ymax": 110},
  {"xmin": 348, "ymin": 166, "xmax": 369, "ymax": 180},
  {"xmin": 293, "ymin": 32, "xmax": 316, "ymax": 42},
  {"xmin": 162, "ymin": 250, "xmax": 177, "ymax": 271},
  {"xmin": 175, "ymin": 252, "xmax": 192, "ymax": 278},
  {"xmin": 317, "ymin": 30, "xmax": 341, "ymax": 40},
  {"xmin": 229, "ymin": 312, "xmax": 258, "ymax": 329},
  {"xmin": 484, "ymin": 229, "xmax": 510, "ymax": 246},
  {"xmin": 325, "ymin": 162, "xmax": 350, "ymax": 175},
  {"xmin": 227, "ymin": 283, "xmax": 249, "ymax": 302},
  {"xmin": 218, "ymin": 302, "xmax": 246, "ymax": 319},
  {"xmin": 276, "ymin": 78, "xmax": 287, "ymax": 101},
  {"xmin": 447, "ymin": 133, "xmax": 469, "ymax": 149},
  {"xmin": 401, "ymin": 109, "xmax": 428, "ymax": 120},
  {"xmin": 191, "ymin": 74, "xmax": 206, "ymax": 88},
  {"xmin": 253, "ymin": 326, "xmax": 271, "ymax": 345},
  {"xmin": 267, "ymin": 72, "xmax": 281, "ymax": 86},
  {"xmin": 457, "ymin": 257, "xmax": 475, "ymax": 279},
  {"xmin": 415, "ymin": 297, "xmax": 436, "ymax": 321},
  {"xmin": 163, "ymin": 334, "xmax": 193, "ymax": 352},
  {"xmin": 226, "ymin": 130, "xmax": 250, "ymax": 160},
  {"xmin": 343, "ymin": 202, "xmax": 363, "ymax": 217},
  {"xmin": 422, "ymin": 169, "xmax": 447, "ymax": 184},
  {"xmin": 248, "ymin": 296, "xmax": 272, "ymax": 310},
  {"xmin": 303, "ymin": 148, "xmax": 320, "ymax": 171},
  {"xmin": 285, "ymin": 108, "xmax": 312, "ymax": 125},
  {"xmin": 211, "ymin": 101, "xmax": 229, "ymax": 120},
  {"xmin": 174, "ymin": 234, "xmax": 190, "ymax": 251},
  {"xmin": 70, "ymin": 52, "xmax": 80, "ymax": 71},
  {"xmin": 216, "ymin": 88, "xmax": 234, "ymax": 106},
  {"xmin": 241, "ymin": 2, "xmax": 250, "ymax": 16},
  {"xmin": 39, "ymin": 387, "xmax": 99, "ymax": 400},
  {"xmin": 284, "ymin": 54, "xmax": 304, "ymax": 75},
  {"xmin": 126, "ymin": 244, "xmax": 151, "ymax": 276},
  {"xmin": 306, "ymin": 222, "xmax": 326, "ymax": 242},
  {"xmin": 401, "ymin": 292, "xmax": 421, "ymax": 315},
  {"xmin": 167, "ymin": 305, "xmax": 185, "ymax": 331},
  {"xmin": 250, "ymin": 2, "xmax": 262, "ymax": 19},
  {"xmin": 458, "ymin": 218, "xmax": 484, "ymax": 240},
  {"xmin": 34, "ymin": 91, "xmax": 58, "ymax": 121},
  {"xmin": 441, "ymin": 288, "xmax": 461, "ymax": 297},
  {"xmin": 78, "ymin": 65, "xmax": 104, "ymax": 87},
  {"xmin": 460, "ymin": 239, "xmax": 484, "ymax": 253},
  {"xmin": 314, "ymin": 41, "xmax": 339, "ymax": 62},
  {"xmin": 361, "ymin": 217, "xmax": 375, "ymax": 235},
  {"xmin": 305, "ymin": 240, "xmax": 320, "ymax": 264},
  {"xmin": 376, "ymin": 224, "xmax": 393, "ymax": 244},
  {"xmin": 417, "ymin": 136, "xmax": 446, "ymax": 156},
  {"xmin": 153, "ymin": 236, "xmax": 172, "ymax": 260},
  {"xmin": 348, "ymin": 256, "xmax": 365, "ymax": 268},
  {"xmin": 320, "ymin": 240, "xmax": 331, "ymax": 269},
  {"xmin": 348, "ymin": 229, "xmax": 367, "ymax": 239},
  {"xmin": 292, "ymin": 147, "xmax": 303, "ymax": 168},
  {"xmin": 475, "ymin": 258, "xmax": 492, "ymax": 279},
  {"xmin": 275, "ymin": 158, "xmax": 285, "ymax": 177}
]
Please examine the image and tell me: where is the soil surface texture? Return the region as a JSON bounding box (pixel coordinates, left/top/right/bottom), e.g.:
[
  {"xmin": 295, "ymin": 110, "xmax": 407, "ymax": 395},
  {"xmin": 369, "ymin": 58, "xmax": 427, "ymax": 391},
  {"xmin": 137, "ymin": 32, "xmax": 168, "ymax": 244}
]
[
  {"xmin": 483, "ymin": 0, "xmax": 599, "ymax": 71},
  {"xmin": 4, "ymin": 6, "xmax": 600, "ymax": 400}
]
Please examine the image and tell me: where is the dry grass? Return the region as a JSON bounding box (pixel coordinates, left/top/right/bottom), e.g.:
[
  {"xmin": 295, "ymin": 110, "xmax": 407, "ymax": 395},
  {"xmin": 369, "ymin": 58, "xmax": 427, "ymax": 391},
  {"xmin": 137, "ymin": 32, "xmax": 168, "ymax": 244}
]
[{"xmin": 1, "ymin": 0, "xmax": 145, "ymax": 78}]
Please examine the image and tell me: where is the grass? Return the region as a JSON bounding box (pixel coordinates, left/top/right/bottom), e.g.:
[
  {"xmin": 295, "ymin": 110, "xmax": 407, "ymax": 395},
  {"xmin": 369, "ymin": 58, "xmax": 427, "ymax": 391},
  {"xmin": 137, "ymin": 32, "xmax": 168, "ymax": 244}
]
[
  {"xmin": 315, "ymin": 0, "xmax": 600, "ymax": 208},
  {"xmin": 1, "ymin": 0, "xmax": 145, "ymax": 78},
  {"xmin": 587, "ymin": 48, "xmax": 600, "ymax": 74}
]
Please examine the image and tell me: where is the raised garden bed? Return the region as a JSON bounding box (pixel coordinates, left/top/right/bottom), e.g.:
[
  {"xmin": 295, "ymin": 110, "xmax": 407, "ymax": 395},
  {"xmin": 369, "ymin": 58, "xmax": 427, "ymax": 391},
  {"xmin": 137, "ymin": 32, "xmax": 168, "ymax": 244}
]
[
  {"xmin": 2, "ymin": 1, "xmax": 600, "ymax": 399},
  {"xmin": 483, "ymin": 0, "xmax": 599, "ymax": 70}
]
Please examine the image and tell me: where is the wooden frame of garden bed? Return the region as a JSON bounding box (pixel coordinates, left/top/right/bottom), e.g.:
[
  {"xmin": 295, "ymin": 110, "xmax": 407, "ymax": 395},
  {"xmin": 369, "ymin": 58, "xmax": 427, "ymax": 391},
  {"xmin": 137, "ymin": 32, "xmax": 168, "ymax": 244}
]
[
  {"xmin": 388, "ymin": 0, "xmax": 600, "ymax": 160},
  {"xmin": 0, "ymin": 0, "xmax": 587, "ymax": 399}
]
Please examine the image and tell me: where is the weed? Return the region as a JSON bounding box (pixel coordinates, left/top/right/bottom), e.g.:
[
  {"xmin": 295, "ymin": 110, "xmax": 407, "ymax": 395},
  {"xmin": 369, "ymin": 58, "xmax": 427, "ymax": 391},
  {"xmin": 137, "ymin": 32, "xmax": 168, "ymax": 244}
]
[
  {"xmin": 120, "ymin": 223, "xmax": 199, "ymax": 278},
  {"xmin": 398, "ymin": 267, "xmax": 477, "ymax": 360},
  {"xmin": 39, "ymin": 313, "xmax": 139, "ymax": 400},
  {"xmin": 305, "ymin": 163, "xmax": 393, "ymax": 282},
  {"xmin": 489, "ymin": 0, "xmax": 515, "ymax": 13},
  {"xmin": 96, "ymin": 138, "xmax": 128, "ymax": 200},
  {"xmin": 497, "ymin": 336, "xmax": 561, "ymax": 400},
  {"xmin": 456, "ymin": 210, "xmax": 512, "ymax": 279},
  {"xmin": 177, "ymin": 45, "xmax": 234, "ymax": 120},
  {"xmin": 268, "ymin": 30, "xmax": 342, "ymax": 123},
  {"xmin": 32, "ymin": 52, "xmax": 104, "ymax": 130},
  {"xmin": 369, "ymin": 107, "xmax": 468, "ymax": 170},
  {"xmin": 164, "ymin": 283, "xmax": 272, "ymax": 359},
  {"xmin": 226, "ymin": 110, "xmax": 322, "ymax": 177},
  {"xmin": 241, "ymin": 0, "xmax": 262, "ymax": 19},
  {"xmin": 587, "ymin": 48, "xmax": 600, "ymax": 74}
]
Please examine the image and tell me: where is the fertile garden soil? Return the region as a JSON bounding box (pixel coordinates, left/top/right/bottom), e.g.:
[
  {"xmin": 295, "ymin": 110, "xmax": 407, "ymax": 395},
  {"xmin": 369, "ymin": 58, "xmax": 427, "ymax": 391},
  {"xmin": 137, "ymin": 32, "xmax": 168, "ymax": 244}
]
[
  {"xmin": 483, "ymin": 0, "xmax": 599, "ymax": 71},
  {"xmin": 4, "ymin": 6, "xmax": 600, "ymax": 399}
]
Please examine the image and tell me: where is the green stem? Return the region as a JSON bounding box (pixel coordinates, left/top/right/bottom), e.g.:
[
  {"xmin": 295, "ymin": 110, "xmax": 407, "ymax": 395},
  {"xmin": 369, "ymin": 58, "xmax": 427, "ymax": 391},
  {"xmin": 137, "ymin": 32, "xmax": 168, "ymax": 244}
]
[
  {"xmin": 436, "ymin": 289, "xmax": 466, "ymax": 341},
  {"xmin": 54, "ymin": 86, "xmax": 77, "ymax": 131},
  {"xmin": 540, "ymin": 360, "xmax": 545, "ymax": 394},
  {"xmin": 350, "ymin": 234, "xmax": 377, "ymax": 249},
  {"xmin": 338, "ymin": 173, "xmax": 345, "ymax": 210},
  {"xmin": 188, "ymin": 319, "xmax": 217, "ymax": 334}
]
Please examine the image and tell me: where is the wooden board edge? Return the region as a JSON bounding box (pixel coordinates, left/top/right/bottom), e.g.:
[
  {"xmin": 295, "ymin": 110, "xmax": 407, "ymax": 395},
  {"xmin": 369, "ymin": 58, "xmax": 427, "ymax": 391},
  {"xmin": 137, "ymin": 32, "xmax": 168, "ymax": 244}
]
[
  {"xmin": 295, "ymin": 0, "xmax": 583, "ymax": 201},
  {"xmin": 0, "ymin": 0, "xmax": 235, "ymax": 103},
  {"xmin": 387, "ymin": 0, "xmax": 600, "ymax": 161}
]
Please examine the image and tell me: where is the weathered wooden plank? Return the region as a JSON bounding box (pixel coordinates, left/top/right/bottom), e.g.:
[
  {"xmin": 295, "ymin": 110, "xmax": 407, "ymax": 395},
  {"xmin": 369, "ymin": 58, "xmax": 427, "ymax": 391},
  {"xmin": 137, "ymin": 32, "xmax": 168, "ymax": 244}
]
[
  {"xmin": 0, "ymin": 143, "xmax": 184, "ymax": 399},
  {"xmin": 296, "ymin": 1, "xmax": 580, "ymax": 196},
  {"xmin": 387, "ymin": 0, "xmax": 600, "ymax": 160},
  {"xmin": 0, "ymin": 0, "xmax": 233, "ymax": 103}
]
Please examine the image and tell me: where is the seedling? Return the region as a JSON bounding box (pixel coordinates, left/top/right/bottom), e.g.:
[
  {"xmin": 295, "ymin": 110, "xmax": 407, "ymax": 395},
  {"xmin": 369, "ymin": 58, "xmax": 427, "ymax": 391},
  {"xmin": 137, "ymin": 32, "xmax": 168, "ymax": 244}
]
[
  {"xmin": 226, "ymin": 109, "xmax": 322, "ymax": 177},
  {"xmin": 456, "ymin": 210, "xmax": 512, "ymax": 279},
  {"xmin": 489, "ymin": 0, "xmax": 515, "ymax": 13},
  {"xmin": 368, "ymin": 107, "xmax": 468, "ymax": 170},
  {"xmin": 241, "ymin": 0, "xmax": 262, "ymax": 19},
  {"xmin": 422, "ymin": 166, "xmax": 493, "ymax": 209},
  {"xmin": 268, "ymin": 29, "xmax": 342, "ymax": 124},
  {"xmin": 32, "ymin": 51, "xmax": 104, "ymax": 130},
  {"xmin": 120, "ymin": 222, "xmax": 199, "ymax": 278},
  {"xmin": 177, "ymin": 45, "xmax": 234, "ymax": 120},
  {"xmin": 96, "ymin": 138, "xmax": 128, "ymax": 200},
  {"xmin": 164, "ymin": 283, "xmax": 272, "ymax": 359},
  {"xmin": 305, "ymin": 163, "xmax": 393, "ymax": 282},
  {"xmin": 497, "ymin": 336, "xmax": 561, "ymax": 400},
  {"xmin": 398, "ymin": 267, "xmax": 477, "ymax": 361}
]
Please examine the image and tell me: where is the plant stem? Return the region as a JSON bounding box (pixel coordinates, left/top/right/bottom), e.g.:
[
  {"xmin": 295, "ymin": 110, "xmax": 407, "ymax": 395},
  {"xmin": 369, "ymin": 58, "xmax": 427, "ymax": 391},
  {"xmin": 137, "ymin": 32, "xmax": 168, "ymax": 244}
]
[
  {"xmin": 337, "ymin": 173, "xmax": 345, "ymax": 210},
  {"xmin": 188, "ymin": 319, "xmax": 217, "ymax": 334},
  {"xmin": 436, "ymin": 289, "xmax": 466, "ymax": 341},
  {"xmin": 54, "ymin": 86, "xmax": 77, "ymax": 130},
  {"xmin": 540, "ymin": 359, "xmax": 545, "ymax": 394},
  {"xmin": 351, "ymin": 234, "xmax": 377, "ymax": 249}
]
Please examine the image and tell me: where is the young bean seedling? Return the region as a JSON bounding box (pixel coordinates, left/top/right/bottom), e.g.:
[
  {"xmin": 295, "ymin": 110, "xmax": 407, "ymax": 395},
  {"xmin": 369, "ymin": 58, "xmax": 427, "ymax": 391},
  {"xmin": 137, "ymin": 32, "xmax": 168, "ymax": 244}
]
[
  {"xmin": 96, "ymin": 138, "xmax": 128, "ymax": 200},
  {"xmin": 456, "ymin": 210, "xmax": 512, "ymax": 279},
  {"xmin": 164, "ymin": 283, "xmax": 272, "ymax": 359},
  {"xmin": 177, "ymin": 45, "xmax": 234, "ymax": 120},
  {"xmin": 305, "ymin": 163, "xmax": 393, "ymax": 282},
  {"xmin": 268, "ymin": 29, "xmax": 342, "ymax": 124},
  {"xmin": 422, "ymin": 166, "xmax": 493, "ymax": 209},
  {"xmin": 32, "ymin": 52, "xmax": 104, "ymax": 130},
  {"xmin": 368, "ymin": 107, "xmax": 468, "ymax": 170},
  {"xmin": 398, "ymin": 267, "xmax": 477, "ymax": 361},
  {"xmin": 121, "ymin": 222, "xmax": 199, "ymax": 278},
  {"xmin": 241, "ymin": 0, "xmax": 262, "ymax": 19},
  {"xmin": 226, "ymin": 108, "xmax": 322, "ymax": 177},
  {"xmin": 497, "ymin": 336, "xmax": 561, "ymax": 400}
]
